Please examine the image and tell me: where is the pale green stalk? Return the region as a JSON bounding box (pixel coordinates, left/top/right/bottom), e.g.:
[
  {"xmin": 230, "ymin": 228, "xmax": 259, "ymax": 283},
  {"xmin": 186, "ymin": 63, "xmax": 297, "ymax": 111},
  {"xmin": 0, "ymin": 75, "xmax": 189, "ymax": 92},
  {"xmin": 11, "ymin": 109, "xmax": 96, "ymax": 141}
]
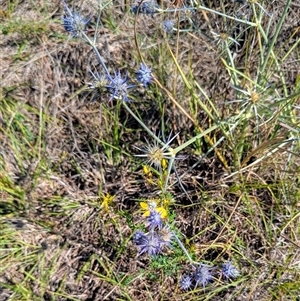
[
  {"xmin": 122, "ymin": 101, "xmax": 165, "ymax": 146},
  {"xmin": 158, "ymin": 4, "xmax": 256, "ymax": 27},
  {"xmin": 224, "ymin": 40, "xmax": 239, "ymax": 87},
  {"xmin": 81, "ymin": 31, "xmax": 112, "ymax": 80},
  {"xmin": 224, "ymin": 138, "xmax": 294, "ymax": 179},
  {"xmin": 193, "ymin": 81, "xmax": 219, "ymax": 119},
  {"xmin": 170, "ymin": 228, "xmax": 196, "ymax": 264},
  {"xmin": 173, "ymin": 124, "xmax": 220, "ymax": 153},
  {"xmin": 258, "ymin": 0, "xmax": 292, "ymax": 77}
]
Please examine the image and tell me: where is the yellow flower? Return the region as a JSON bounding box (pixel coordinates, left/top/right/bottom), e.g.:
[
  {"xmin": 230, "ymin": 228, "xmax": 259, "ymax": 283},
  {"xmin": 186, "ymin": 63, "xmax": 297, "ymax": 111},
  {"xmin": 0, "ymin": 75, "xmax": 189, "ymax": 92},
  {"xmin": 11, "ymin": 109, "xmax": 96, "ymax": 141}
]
[
  {"xmin": 140, "ymin": 199, "xmax": 168, "ymax": 218},
  {"xmin": 142, "ymin": 165, "xmax": 156, "ymax": 185},
  {"xmin": 142, "ymin": 165, "xmax": 152, "ymax": 177},
  {"xmin": 156, "ymin": 206, "xmax": 168, "ymax": 218},
  {"xmin": 162, "ymin": 196, "xmax": 175, "ymax": 208},
  {"xmin": 100, "ymin": 193, "xmax": 115, "ymax": 212},
  {"xmin": 140, "ymin": 200, "xmax": 156, "ymax": 216},
  {"xmin": 161, "ymin": 158, "xmax": 168, "ymax": 171}
]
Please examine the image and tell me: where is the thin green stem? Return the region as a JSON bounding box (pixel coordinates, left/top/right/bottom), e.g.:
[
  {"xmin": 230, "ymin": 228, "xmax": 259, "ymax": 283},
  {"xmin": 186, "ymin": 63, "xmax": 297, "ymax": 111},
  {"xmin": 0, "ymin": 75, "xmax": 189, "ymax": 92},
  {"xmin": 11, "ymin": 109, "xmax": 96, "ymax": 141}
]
[
  {"xmin": 258, "ymin": 0, "xmax": 292, "ymax": 78},
  {"xmin": 170, "ymin": 229, "xmax": 196, "ymax": 264},
  {"xmin": 194, "ymin": 3, "xmax": 257, "ymax": 27},
  {"xmin": 163, "ymin": 156, "xmax": 175, "ymax": 193},
  {"xmin": 81, "ymin": 31, "xmax": 112, "ymax": 80},
  {"xmin": 122, "ymin": 101, "xmax": 164, "ymax": 146},
  {"xmin": 174, "ymin": 124, "xmax": 219, "ymax": 154}
]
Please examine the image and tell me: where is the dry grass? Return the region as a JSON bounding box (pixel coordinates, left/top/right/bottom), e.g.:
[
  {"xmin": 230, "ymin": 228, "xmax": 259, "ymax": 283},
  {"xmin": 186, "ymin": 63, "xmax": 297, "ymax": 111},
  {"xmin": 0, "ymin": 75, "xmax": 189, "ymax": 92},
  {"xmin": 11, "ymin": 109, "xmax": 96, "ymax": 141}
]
[{"xmin": 0, "ymin": 0, "xmax": 300, "ymax": 300}]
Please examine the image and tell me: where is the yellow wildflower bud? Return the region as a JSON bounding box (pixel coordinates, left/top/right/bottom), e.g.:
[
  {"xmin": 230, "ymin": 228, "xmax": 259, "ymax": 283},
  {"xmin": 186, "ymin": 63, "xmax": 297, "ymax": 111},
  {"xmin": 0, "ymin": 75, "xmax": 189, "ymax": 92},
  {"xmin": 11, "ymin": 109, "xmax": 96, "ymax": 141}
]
[
  {"xmin": 161, "ymin": 158, "xmax": 168, "ymax": 170},
  {"xmin": 100, "ymin": 194, "xmax": 114, "ymax": 212}
]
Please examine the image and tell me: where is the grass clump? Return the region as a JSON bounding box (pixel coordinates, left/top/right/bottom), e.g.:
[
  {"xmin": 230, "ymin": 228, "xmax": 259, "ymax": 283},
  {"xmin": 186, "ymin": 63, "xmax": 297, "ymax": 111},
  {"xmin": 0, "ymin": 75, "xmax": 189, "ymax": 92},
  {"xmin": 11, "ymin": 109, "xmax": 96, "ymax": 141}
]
[{"xmin": 1, "ymin": 19, "xmax": 50, "ymax": 38}]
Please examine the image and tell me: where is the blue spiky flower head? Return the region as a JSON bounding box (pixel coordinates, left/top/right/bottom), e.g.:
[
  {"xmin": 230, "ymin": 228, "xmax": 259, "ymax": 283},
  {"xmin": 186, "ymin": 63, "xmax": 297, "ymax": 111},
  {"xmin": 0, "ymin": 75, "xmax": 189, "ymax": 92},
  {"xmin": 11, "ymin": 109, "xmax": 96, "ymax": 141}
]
[
  {"xmin": 180, "ymin": 274, "xmax": 193, "ymax": 291},
  {"xmin": 132, "ymin": 1, "xmax": 159, "ymax": 17},
  {"xmin": 162, "ymin": 19, "xmax": 174, "ymax": 34},
  {"xmin": 105, "ymin": 70, "xmax": 134, "ymax": 102},
  {"xmin": 133, "ymin": 230, "xmax": 148, "ymax": 245},
  {"xmin": 133, "ymin": 230, "xmax": 163, "ymax": 257},
  {"xmin": 147, "ymin": 210, "xmax": 163, "ymax": 230},
  {"xmin": 62, "ymin": 1, "xmax": 91, "ymax": 38},
  {"xmin": 222, "ymin": 261, "xmax": 240, "ymax": 280},
  {"xmin": 136, "ymin": 63, "xmax": 153, "ymax": 87},
  {"xmin": 194, "ymin": 263, "xmax": 214, "ymax": 290}
]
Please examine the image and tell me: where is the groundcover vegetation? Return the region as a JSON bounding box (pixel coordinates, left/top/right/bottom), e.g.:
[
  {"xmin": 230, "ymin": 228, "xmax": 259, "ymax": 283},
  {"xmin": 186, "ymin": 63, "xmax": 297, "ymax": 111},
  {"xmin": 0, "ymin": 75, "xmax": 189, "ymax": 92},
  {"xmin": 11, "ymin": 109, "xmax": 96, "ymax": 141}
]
[{"xmin": 0, "ymin": 0, "xmax": 300, "ymax": 300}]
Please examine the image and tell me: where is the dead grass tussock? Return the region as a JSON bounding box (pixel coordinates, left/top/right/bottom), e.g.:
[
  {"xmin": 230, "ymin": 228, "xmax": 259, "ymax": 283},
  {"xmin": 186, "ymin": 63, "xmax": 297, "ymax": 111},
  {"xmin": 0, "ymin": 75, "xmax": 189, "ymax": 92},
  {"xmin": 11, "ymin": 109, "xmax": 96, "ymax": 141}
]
[{"xmin": 1, "ymin": 200, "xmax": 134, "ymax": 300}]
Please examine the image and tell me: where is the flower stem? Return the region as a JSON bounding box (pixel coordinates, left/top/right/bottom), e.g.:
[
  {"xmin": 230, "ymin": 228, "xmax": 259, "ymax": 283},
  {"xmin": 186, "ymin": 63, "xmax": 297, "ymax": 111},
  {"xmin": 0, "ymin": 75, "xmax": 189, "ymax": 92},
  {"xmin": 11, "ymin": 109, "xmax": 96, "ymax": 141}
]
[
  {"xmin": 81, "ymin": 31, "xmax": 112, "ymax": 81},
  {"xmin": 122, "ymin": 101, "xmax": 164, "ymax": 146}
]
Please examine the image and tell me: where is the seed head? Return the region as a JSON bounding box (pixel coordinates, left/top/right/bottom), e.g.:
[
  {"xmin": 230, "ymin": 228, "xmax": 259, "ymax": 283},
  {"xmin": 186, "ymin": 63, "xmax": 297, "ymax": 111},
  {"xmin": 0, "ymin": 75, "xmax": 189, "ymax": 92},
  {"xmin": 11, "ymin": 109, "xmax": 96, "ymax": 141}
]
[
  {"xmin": 250, "ymin": 90, "xmax": 260, "ymax": 103},
  {"xmin": 136, "ymin": 141, "xmax": 165, "ymax": 169},
  {"xmin": 135, "ymin": 133, "xmax": 179, "ymax": 170},
  {"xmin": 211, "ymin": 30, "xmax": 240, "ymax": 48},
  {"xmin": 88, "ymin": 69, "xmax": 109, "ymax": 91},
  {"xmin": 158, "ymin": 226, "xmax": 173, "ymax": 248}
]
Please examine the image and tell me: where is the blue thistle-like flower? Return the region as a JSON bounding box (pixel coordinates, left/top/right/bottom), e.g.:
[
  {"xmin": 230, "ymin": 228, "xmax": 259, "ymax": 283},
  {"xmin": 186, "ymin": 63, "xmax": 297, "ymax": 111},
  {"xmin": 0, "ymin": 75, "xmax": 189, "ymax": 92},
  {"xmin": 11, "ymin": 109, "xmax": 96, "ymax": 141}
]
[
  {"xmin": 133, "ymin": 230, "xmax": 163, "ymax": 256},
  {"xmin": 105, "ymin": 70, "xmax": 134, "ymax": 101},
  {"xmin": 180, "ymin": 274, "xmax": 193, "ymax": 291},
  {"xmin": 62, "ymin": 1, "xmax": 91, "ymax": 38},
  {"xmin": 222, "ymin": 261, "xmax": 240, "ymax": 280},
  {"xmin": 133, "ymin": 230, "xmax": 148, "ymax": 245},
  {"xmin": 132, "ymin": 1, "xmax": 159, "ymax": 17},
  {"xmin": 147, "ymin": 210, "xmax": 163, "ymax": 230},
  {"xmin": 136, "ymin": 63, "xmax": 153, "ymax": 87},
  {"xmin": 162, "ymin": 20, "xmax": 174, "ymax": 33},
  {"xmin": 194, "ymin": 263, "xmax": 214, "ymax": 290}
]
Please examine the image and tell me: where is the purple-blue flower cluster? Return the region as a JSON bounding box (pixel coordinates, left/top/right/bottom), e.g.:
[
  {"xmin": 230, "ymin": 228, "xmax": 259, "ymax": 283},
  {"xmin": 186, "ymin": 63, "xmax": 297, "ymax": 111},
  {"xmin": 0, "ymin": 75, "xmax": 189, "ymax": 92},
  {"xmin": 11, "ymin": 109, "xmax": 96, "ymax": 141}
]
[
  {"xmin": 105, "ymin": 70, "xmax": 134, "ymax": 102},
  {"xmin": 180, "ymin": 261, "xmax": 240, "ymax": 291},
  {"xmin": 133, "ymin": 230, "xmax": 163, "ymax": 256},
  {"xmin": 61, "ymin": 1, "xmax": 157, "ymax": 103},
  {"xmin": 221, "ymin": 261, "xmax": 240, "ymax": 280},
  {"xmin": 133, "ymin": 210, "xmax": 172, "ymax": 257},
  {"xmin": 62, "ymin": 0, "xmax": 91, "ymax": 38},
  {"xmin": 60, "ymin": 3, "xmax": 243, "ymax": 294},
  {"xmin": 194, "ymin": 263, "xmax": 214, "ymax": 289},
  {"xmin": 132, "ymin": 1, "xmax": 159, "ymax": 17},
  {"xmin": 147, "ymin": 210, "xmax": 163, "ymax": 230},
  {"xmin": 136, "ymin": 63, "xmax": 153, "ymax": 87},
  {"xmin": 162, "ymin": 20, "xmax": 174, "ymax": 34},
  {"xmin": 180, "ymin": 263, "xmax": 214, "ymax": 291}
]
